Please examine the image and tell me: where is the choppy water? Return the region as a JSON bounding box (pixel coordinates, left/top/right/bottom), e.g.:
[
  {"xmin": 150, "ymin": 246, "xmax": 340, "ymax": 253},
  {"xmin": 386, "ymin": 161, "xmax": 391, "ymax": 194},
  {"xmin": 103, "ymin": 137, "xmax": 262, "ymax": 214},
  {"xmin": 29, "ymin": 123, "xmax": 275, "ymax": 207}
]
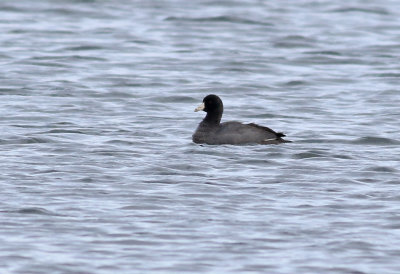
[{"xmin": 1, "ymin": 0, "xmax": 400, "ymax": 273}]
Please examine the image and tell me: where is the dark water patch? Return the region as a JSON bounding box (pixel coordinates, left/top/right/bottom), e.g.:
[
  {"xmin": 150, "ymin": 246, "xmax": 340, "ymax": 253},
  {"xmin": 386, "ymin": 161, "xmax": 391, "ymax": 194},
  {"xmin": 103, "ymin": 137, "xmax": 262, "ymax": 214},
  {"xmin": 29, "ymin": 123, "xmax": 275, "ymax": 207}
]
[
  {"xmin": 142, "ymin": 178, "xmax": 184, "ymax": 185},
  {"xmin": 293, "ymin": 56, "xmax": 365, "ymax": 65},
  {"xmin": 0, "ymin": 137, "xmax": 54, "ymax": 145},
  {"xmin": 0, "ymin": 53, "xmax": 12, "ymax": 60},
  {"xmin": 15, "ymin": 60, "xmax": 73, "ymax": 68},
  {"xmin": 126, "ymin": 39, "xmax": 154, "ymax": 45},
  {"xmin": 382, "ymin": 223, "xmax": 400, "ymax": 230},
  {"xmin": 241, "ymin": 112, "xmax": 298, "ymax": 119},
  {"xmin": 165, "ymin": 163, "xmax": 206, "ymax": 173},
  {"xmin": 91, "ymin": 239, "xmax": 160, "ymax": 246},
  {"xmin": 275, "ymin": 35, "xmax": 315, "ymax": 42},
  {"xmin": 144, "ymin": 166, "xmax": 185, "ymax": 176},
  {"xmin": 150, "ymin": 95, "xmax": 196, "ymax": 103},
  {"xmin": 64, "ymin": 45, "xmax": 106, "ymax": 51},
  {"xmin": 365, "ymin": 72, "xmax": 400, "ymax": 78},
  {"xmin": 303, "ymin": 50, "xmax": 342, "ymax": 56},
  {"xmin": 363, "ymin": 166, "xmax": 398, "ymax": 173},
  {"xmin": 234, "ymin": 159, "xmax": 275, "ymax": 165},
  {"xmin": 378, "ymin": 89, "xmax": 400, "ymax": 97},
  {"xmin": 346, "ymin": 193, "xmax": 371, "ymax": 200},
  {"xmin": 301, "ymin": 266, "xmax": 368, "ymax": 274},
  {"xmin": 49, "ymin": 122, "xmax": 79, "ymax": 127},
  {"xmin": 44, "ymin": 79, "xmax": 89, "ymax": 92},
  {"xmin": 81, "ymin": 75, "xmax": 169, "ymax": 88},
  {"xmin": 38, "ymin": 29, "xmax": 75, "ymax": 35},
  {"xmin": 265, "ymin": 152, "xmax": 286, "ymax": 158},
  {"xmin": 79, "ymin": 177, "xmax": 95, "ymax": 183},
  {"xmin": 292, "ymin": 150, "xmax": 329, "ymax": 159},
  {"xmin": 68, "ymin": 55, "xmax": 108, "ymax": 62},
  {"xmin": 40, "ymin": 51, "xmax": 107, "ymax": 62},
  {"xmin": 164, "ymin": 15, "xmax": 273, "ymax": 27},
  {"xmin": 42, "ymin": 129, "xmax": 86, "ymax": 134},
  {"xmin": 330, "ymin": 7, "xmax": 390, "ymax": 15},
  {"xmin": 0, "ymin": 88, "xmax": 21, "ymax": 94},
  {"xmin": 273, "ymin": 35, "xmax": 317, "ymax": 48},
  {"xmin": 42, "ymin": 7, "xmax": 111, "ymax": 18},
  {"xmin": 331, "ymin": 154, "xmax": 353, "ymax": 160},
  {"xmin": 364, "ymin": 44, "xmax": 400, "ymax": 55},
  {"xmin": 323, "ymin": 202, "xmax": 385, "ymax": 211},
  {"xmin": 328, "ymin": 178, "xmax": 363, "ymax": 187},
  {"xmin": 297, "ymin": 139, "xmax": 347, "ymax": 144},
  {"xmin": 11, "ymin": 124, "xmax": 49, "ymax": 129},
  {"xmin": 280, "ymin": 80, "xmax": 309, "ymax": 87},
  {"xmin": 15, "ymin": 207, "xmax": 58, "ymax": 216},
  {"xmin": 97, "ymin": 91, "xmax": 136, "ymax": 98},
  {"xmin": 351, "ymin": 137, "xmax": 400, "ymax": 145},
  {"xmin": 89, "ymin": 149, "xmax": 133, "ymax": 157},
  {"xmin": 383, "ymin": 180, "xmax": 400, "ymax": 185},
  {"xmin": 273, "ymin": 42, "xmax": 314, "ymax": 49},
  {"xmin": 7, "ymin": 27, "xmax": 74, "ymax": 35},
  {"xmin": 33, "ymin": 168, "xmax": 61, "ymax": 174},
  {"xmin": 120, "ymin": 205, "xmax": 165, "ymax": 211},
  {"xmin": 0, "ymin": 4, "xmax": 25, "ymax": 12},
  {"xmin": 105, "ymin": 140, "xmax": 138, "ymax": 146}
]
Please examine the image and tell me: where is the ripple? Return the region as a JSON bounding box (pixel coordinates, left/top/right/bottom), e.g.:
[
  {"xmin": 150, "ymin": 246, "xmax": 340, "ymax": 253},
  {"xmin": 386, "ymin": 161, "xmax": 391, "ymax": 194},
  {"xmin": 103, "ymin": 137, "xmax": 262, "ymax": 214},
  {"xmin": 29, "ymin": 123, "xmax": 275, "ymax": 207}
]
[
  {"xmin": 280, "ymin": 80, "xmax": 309, "ymax": 87},
  {"xmin": 363, "ymin": 166, "xmax": 398, "ymax": 173},
  {"xmin": 351, "ymin": 137, "xmax": 400, "ymax": 145},
  {"xmin": 292, "ymin": 150, "xmax": 329, "ymax": 159},
  {"xmin": 164, "ymin": 15, "xmax": 273, "ymax": 26},
  {"xmin": 64, "ymin": 45, "xmax": 106, "ymax": 51},
  {"xmin": 150, "ymin": 95, "xmax": 196, "ymax": 103},
  {"xmin": 273, "ymin": 35, "xmax": 317, "ymax": 48},
  {"xmin": 0, "ymin": 137, "xmax": 54, "ymax": 145},
  {"xmin": 331, "ymin": 7, "xmax": 390, "ymax": 15},
  {"xmin": 303, "ymin": 50, "xmax": 342, "ymax": 56},
  {"xmin": 16, "ymin": 207, "xmax": 59, "ymax": 216},
  {"xmin": 42, "ymin": 129, "xmax": 85, "ymax": 134}
]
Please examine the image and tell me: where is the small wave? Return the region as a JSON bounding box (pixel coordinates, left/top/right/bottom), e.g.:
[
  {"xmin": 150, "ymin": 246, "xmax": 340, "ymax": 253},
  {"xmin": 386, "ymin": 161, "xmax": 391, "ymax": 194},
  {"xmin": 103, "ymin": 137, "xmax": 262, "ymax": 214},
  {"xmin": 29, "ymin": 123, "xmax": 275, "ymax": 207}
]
[
  {"xmin": 281, "ymin": 80, "xmax": 309, "ymax": 87},
  {"xmin": 0, "ymin": 4, "xmax": 24, "ymax": 12},
  {"xmin": 293, "ymin": 56, "xmax": 364, "ymax": 65},
  {"xmin": 304, "ymin": 50, "xmax": 342, "ymax": 56},
  {"xmin": 164, "ymin": 15, "xmax": 273, "ymax": 26},
  {"xmin": 0, "ymin": 137, "xmax": 53, "ymax": 145},
  {"xmin": 293, "ymin": 150, "xmax": 328, "ymax": 159},
  {"xmin": 18, "ymin": 60, "xmax": 71, "ymax": 68},
  {"xmin": 44, "ymin": 129, "xmax": 85, "ymax": 134},
  {"xmin": 297, "ymin": 139, "xmax": 346, "ymax": 144},
  {"xmin": 273, "ymin": 35, "xmax": 316, "ymax": 48},
  {"xmin": 351, "ymin": 137, "xmax": 400, "ymax": 145},
  {"xmin": 331, "ymin": 7, "xmax": 390, "ymax": 15},
  {"xmin": 151, "ymin": 95, "xmax": 195, "ymax": 103},
  {"xmin": 16, "ymin": 207, "xmax": 59, "ymax": 216},
  {"xmin": 365, "ymin": 73, "xmax": 400, "ymax": 78},
  {"xmin": 105, "ymin": 139, "xmax": 137, "ymax": 146},
  {"xmin": 363, "ymin": 166, "xmax": 398, "ymax": 173},
  {"xmin": 69, "ymin": 55, "xmax": 108, "ymax": 62},
  {"xmin": 64, "ymin": 45, "xmax": 105, "ymax": 51},
  {"xmin": 120, "ymin": 205, "xmax": 165, "ymax": 211}
]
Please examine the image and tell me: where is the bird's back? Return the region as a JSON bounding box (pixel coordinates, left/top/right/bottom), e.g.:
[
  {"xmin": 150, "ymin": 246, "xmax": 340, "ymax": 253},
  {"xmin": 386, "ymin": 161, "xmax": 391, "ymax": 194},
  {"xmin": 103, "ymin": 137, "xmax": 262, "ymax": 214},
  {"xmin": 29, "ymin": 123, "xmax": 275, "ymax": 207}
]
[{"xmin": 213, "ymin": 121, "xmax": 288, "ymax": 145}]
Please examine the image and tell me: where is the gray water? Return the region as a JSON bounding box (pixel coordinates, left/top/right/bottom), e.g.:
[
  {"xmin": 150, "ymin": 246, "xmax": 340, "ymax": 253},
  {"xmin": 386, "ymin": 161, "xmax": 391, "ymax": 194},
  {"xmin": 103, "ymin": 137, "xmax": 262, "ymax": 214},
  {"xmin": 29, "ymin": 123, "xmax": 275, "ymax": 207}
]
[{"xmin": 1, "ymin": 0, "xmax": 400, "ymax": 273}]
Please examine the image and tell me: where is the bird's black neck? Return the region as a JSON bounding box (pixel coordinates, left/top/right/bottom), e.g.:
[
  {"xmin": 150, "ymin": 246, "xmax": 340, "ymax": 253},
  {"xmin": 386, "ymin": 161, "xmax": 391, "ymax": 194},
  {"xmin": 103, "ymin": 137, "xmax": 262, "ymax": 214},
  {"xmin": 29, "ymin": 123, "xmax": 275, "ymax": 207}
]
[{"xmin": 203, "ymin": 111, "xmax": 222, "ymax": 126}]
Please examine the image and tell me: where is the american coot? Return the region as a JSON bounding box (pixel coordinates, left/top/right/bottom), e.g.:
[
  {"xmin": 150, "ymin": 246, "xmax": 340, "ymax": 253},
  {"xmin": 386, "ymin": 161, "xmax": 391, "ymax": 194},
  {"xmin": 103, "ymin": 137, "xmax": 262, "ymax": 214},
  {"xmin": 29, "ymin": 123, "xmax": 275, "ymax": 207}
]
[{"xmin": 193, "ymin": 94, "xmax": 291, "ymax": 145}]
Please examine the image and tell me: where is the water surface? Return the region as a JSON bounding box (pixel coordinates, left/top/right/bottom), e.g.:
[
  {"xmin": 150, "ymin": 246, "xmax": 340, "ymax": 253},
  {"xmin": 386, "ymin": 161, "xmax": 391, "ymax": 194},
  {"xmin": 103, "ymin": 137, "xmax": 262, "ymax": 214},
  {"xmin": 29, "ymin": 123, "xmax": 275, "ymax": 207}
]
[{"xmin": 1, "ymin": 0, "xmax": 400, "ymax": 273}]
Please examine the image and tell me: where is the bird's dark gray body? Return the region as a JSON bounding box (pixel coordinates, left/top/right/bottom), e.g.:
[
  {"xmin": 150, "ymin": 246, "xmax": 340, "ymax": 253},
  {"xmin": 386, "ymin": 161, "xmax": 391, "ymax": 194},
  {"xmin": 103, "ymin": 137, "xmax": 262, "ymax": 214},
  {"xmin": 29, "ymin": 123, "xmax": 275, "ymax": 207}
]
[{"xmin": 193, "ymin": 95, "xmax": 290, "ymax": 145}]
